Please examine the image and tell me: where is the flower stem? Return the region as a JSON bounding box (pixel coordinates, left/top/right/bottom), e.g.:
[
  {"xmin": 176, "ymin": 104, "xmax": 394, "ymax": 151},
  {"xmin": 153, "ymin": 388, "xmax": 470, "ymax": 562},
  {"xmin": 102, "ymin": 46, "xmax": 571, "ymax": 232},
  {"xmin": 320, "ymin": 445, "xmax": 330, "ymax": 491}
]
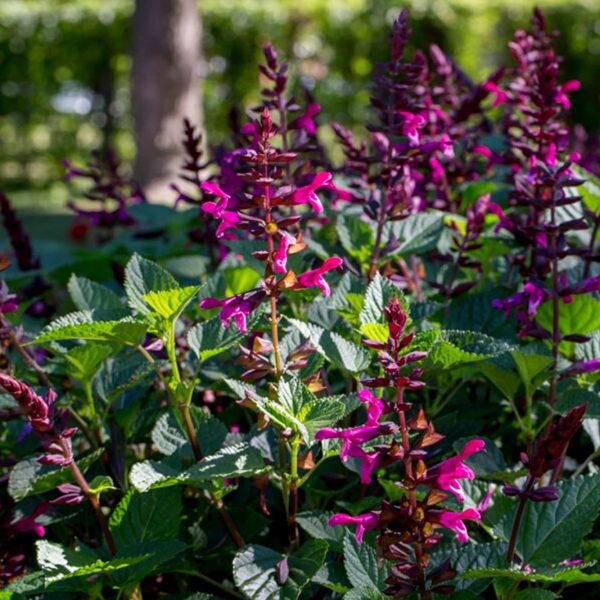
[
  {"xmin": 288, "ymin": 437, "xmax": 300, "ymax": 546},
  {"xmin": 505, "ymin": 476, "xmax": 534, "ymax": 563},
  {"xmin": 61, "ymin": 439, "xmax": 117, "ymax": 555}
]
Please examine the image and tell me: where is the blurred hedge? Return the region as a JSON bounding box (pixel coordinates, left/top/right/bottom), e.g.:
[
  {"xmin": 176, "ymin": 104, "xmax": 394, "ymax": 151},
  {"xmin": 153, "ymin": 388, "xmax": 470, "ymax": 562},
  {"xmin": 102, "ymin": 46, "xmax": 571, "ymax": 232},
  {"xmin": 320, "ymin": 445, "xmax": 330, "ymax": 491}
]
[{"xmin": 1, "ymin": 0, "xmax": 599, "ymax": 193}]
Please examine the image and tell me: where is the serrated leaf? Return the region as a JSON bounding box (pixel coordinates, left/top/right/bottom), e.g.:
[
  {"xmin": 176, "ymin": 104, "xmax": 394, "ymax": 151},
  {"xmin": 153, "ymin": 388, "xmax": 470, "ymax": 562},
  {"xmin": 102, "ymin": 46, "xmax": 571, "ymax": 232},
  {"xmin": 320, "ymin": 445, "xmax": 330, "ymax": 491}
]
[
  {"xmin": 188, "ymin": 312, "xmax": 260, "ymax": 362},
  {"xmin": 337, "ymin": 214, "xmax": 374, "ymax": 264},
  {"xmin": 124, "ymin": 254, "xmax": 179, "ymax": 315},
  {"xmin": 572, "ymin": 164, "xmax": 600, "ymax": 214},
  {"xmin": 88, "ymin": 475, "xmax": 115, "ymax": 496},
  {"xmin": 286, "ymin": 319, "xmax": 370, "ymax": 373},
  {"xmin": 36, "ymin": 318, "xmax": 147, "ymax": 346},
  {"xmin": 343, "ymin": 533, "xmax": 386, "ymax": 591},
  {"xmin": 516, "ymin": 474, "xmax": 600, "ymax": 567},
  {"xmin": 8, "ymin": 449, "xmax": 103, "ymax": 501},
  {"xmin": 297, "ymin": 511, "xmax": 346, "ymax": 552},
  {"xmin": 151, "ymin": 411, "xmax": 228, "ymax": 456},
  {"xmin": 232, "ymin": 540, "xmax": 327, "ymax": 600},
  {"xmin": 64, "ymin": 342, "xmax": 114, "ymax": 384},
  {"xmin": 359, "ymin": 272, "xmax": 406, "ymax": 327},
  {"xmin": 537, "ymin": 295, "xmax": 600, "ymax": 354},
  {"xmin": 130, "ymin": 443, "xmax": 266, "ymax": 492},
  {"xmin": 386, "ymin": 212, "xmax": 445, "ymax": 256},
  {"xmin": 36, "ymin": 540, "xmax": 145, "ymax": 585},
  {"xmin": 143, "ymin": 285, "xmax": 200, "ymax": 321},
  {"xmin": 434, "ymin": 541, "xmax": 507, "ymax": 592},
  {"xmin": 428, "ymin": 330, "xmax": 512, "ymax": 368},
  {"xmin": 465, "ymin": 565, "xmax": 600, "ymax": 585},
  {"xmin": 109, "ymin": 487, "xmax": 182, "ymax": 548},
  {"xmin": 67, "ymin": 275, "xmax": 127, "ymax": 317}
]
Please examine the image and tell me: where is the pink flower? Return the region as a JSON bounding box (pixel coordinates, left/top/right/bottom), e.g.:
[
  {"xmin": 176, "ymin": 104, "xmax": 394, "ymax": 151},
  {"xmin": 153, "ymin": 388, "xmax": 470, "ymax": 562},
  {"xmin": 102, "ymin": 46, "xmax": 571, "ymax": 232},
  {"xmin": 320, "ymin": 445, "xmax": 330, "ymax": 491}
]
[
  {"xmin": 357, "ymin": 389, "xmax": 386, "ymax": 425},
  {"xmin": 200, "ymin": 181, "xmax": 240, "ymax": 238},
  {"xmin": 437, "ymin": 508, "xmax": 480, "ymax": 542},
  {"xmin": 200, "ymin": 182, "xmax": 230, "ymax": 216},
  {"xmin": 398, "ymin": 112, "xmax": 425, "ymax": 146},
  {"xmin": 426, "ymin": 440, "xmax": 485, "ymax": 502},
  {"xmin": 296, "ymin": 257, "xmax": 343, "ymax": 296},
  {"xmin": 274, "ymin": 234, "xmax": 293, "ymax": 274},
  {"xmin": 555, "ymin": 80, "xmax": 580, "ymax": 109},
  {"xmin": 0, "ymin": 281, "xmax": 18, "ymax": 314},
  {"xmin": 199, "ymin": 289, "xmax": 265, "ymax": 333},
  {"xmin": 328, "ymin": 511, "xmax": 380, "ymax": 543},
  {"xmin": 290, "ymin": 172, "xmax": 333, "ymax": 214},
  {"xmin": 483, "ymin": 81, "xmax": 508, "ymax": 106},
  {"xmin": 429, "ymin": 156, "xmax": 445, "ymax": 184},
  {"xmin": 289, "ymin": 103, "xmax": 320, "ymax": 135}
]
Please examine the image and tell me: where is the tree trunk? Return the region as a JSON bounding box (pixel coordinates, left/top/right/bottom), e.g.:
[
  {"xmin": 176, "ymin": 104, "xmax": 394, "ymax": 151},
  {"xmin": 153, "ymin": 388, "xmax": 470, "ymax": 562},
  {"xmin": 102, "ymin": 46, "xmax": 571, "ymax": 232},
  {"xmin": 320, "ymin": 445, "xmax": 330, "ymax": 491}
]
[{"xmin": 132, "ymin": 0, "xmax": 202, "ymax": 202}]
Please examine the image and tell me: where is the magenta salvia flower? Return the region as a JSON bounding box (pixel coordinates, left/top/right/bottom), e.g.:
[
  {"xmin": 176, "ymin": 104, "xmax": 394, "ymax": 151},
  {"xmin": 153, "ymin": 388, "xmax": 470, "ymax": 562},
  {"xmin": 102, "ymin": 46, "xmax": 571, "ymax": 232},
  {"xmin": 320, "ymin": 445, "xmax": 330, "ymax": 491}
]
[
  {"xmin": 295, "ymin": 257, "xmax": 344, "ymax": 296},
  {"xmin": 273, "ymin": 234, "xmax": 293, "ymax": 274},
  {"xmin": 289, "ymin": 102, "xmax": 321, "ymax": 136},
  {"xmin": 200, "ymin": 181, "xmax": 231, "ymax": 216},
  {"xmin": 0, "ymin": 281, "xmax": 18, "ymax": 314},
  {"xmin": 562, "ymin": 359, "xmax": 600, "ymax": 376},
  {"xmin": 424, "ymin": 439, "xmax": 486, "ymax": 502},
  {"xmin": 328, "ymin": 511, "xmax": 380, "ymax": 543},
  {"xmin": 288, "ymin": 172, "xmax": 333, "ymax": 214},
  {"xmin": 436, "ymin": 508, "xmax": 481, "ymax": 542},
  {"xmin": 199, "ymin": 289, "xmax": 266, "ymax": 333}
]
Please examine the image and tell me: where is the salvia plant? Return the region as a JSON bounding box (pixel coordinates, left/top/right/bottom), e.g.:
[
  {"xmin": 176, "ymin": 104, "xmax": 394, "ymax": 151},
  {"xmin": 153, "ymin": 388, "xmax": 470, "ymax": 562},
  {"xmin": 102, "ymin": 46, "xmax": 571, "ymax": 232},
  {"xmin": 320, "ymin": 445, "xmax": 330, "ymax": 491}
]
[{"xmin": 2, "ymin": 7, "xmax": 600, "ymax": 600}]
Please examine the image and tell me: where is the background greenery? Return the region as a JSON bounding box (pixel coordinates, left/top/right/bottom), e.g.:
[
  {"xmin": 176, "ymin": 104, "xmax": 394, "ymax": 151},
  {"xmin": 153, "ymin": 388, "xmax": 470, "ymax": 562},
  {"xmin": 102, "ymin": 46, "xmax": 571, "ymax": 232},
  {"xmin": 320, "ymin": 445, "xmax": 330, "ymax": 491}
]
[{"xmin": 1, "ymin": 0, "xmax": 599, "ymax": 211}]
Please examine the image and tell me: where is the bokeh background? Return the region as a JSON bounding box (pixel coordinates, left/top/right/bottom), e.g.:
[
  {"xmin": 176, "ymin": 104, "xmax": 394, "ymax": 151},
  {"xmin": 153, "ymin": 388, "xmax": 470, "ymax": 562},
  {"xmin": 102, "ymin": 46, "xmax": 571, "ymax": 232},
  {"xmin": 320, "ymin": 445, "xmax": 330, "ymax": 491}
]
[{"xmin": 1, "ymin": 0, "xmax": 599, "ymax": 218}]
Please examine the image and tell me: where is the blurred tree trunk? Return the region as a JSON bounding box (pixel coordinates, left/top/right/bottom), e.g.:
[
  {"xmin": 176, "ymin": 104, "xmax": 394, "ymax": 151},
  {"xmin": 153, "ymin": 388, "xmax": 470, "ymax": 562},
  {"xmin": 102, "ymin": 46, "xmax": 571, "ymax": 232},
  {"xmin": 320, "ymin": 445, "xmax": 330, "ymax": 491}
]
[{"xmin": 132, "ymin": 0, "xmax": 203, "ymax": 202}]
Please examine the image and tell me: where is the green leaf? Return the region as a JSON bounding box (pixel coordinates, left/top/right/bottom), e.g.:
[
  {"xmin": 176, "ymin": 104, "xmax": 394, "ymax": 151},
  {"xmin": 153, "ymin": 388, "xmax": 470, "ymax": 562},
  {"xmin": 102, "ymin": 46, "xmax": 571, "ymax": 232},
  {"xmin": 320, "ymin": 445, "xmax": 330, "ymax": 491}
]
[
  {"xmin": 286, "ymin": 318, "xmax": 371, "ymax": 373},
  {"xmin": 124, "ymin": 254, "xmax": 179, "ymax": 315},
  {"xmin": 337, "ymin": 214, "xmax": 374, "ymax": 264},
  {"xmin": 343, "ymin": 533, "xmax": 386, "ymax": 591},
  {"xmin": 297, "ymin": 511, "xmax": 346, "ymax": 552},
  {"xmin": 435, "ymin": 541, "xmax": 507, "ymax": 592},
  {"xmin": 63, "ymin": 342, "xmax": 114, "ymax": 384},
  {"xmin": 512, "ymin": 349, "xmax": 553, "ymax": 398},
  {"xmin": 88, "ymin": 475, "xmax": 116, "ymax": 496},
  {"xmin": 109, "ymin": 487, "xmax": 182, "ymax": 548},
  {"xmin": 151, "ymin": 411, "xmax": 228, "ymax": 456},
  {"xmin": 36, "ymin": 317, "xmax": 147, "ymax": 346},
  {"xmin": 8, "ymin": 449, "xmax": 103, "ymax": 501},
  {"xmin": 537, "ymin": 295, "xmax": 600, "ymax": 354},
  {"xmin": 386, "ymin": 213, "xmax": 445, "ymax": 256},
  {"xmin": 187, "ymin": 312, "xmax": 260, "ymax": 362},
  {"xmin": 68, "ymin": 274, "xmax": 127, "ymax": 316},
  {"xmin": 553, "ymin": 382, "xmax": 600, "ymax": 418},
  {"xmin": 130, "ymin": 443, "xmax": 266, "ymax": 492},
  {"xmin": 514, "ymin": 591, "xmax": 557, "ymax": 600},
  {"xmin": 143, "ymin": 285, "xmax": 200, "ymax": 321},
  {"xmin": 465, "ymin": 565, "xmax": 600, "ymax": 585},
  {"xmin": 344, "ymin": 587, "xmax": 385, "ymax": 600},
  {"xmin": 428, "ymin": 330, "xmax": 512, "ymax": 369},
  {"xmin": 232, "ymin": 540, "xmax": 327, "ymax": 600},
  {"xmin": 572, "ymin": 164, "xmax": 600, "ymax": 214},
  {"xmin": 36, "ymin": 540, "xmax": 144, "ymax": 586},
  {"xmin": 478, "ymin": 361, "xmax": 519, "ymax": 401},
  {"xmin": 516, "ymin": 473, "xmax": 600, "ymax": 567},
  {"xmin": 359, "ymin": 272, "xmax": 407, "ymax": 327}
]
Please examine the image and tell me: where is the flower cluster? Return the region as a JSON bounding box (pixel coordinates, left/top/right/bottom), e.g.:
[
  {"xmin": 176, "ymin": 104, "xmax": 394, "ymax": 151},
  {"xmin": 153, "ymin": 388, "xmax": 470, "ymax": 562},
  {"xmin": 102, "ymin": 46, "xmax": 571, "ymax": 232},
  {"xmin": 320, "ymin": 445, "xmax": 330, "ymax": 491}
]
[
  {"xmin": 64, "ymin": 149, "xmax": 145, "ymax": 239},
  {"xmin": 199, "ymin": 108, "xmax": 343, "ymax": 333},
  {"xmin": 317, "ymin": 298, "xmax": 485, "ymax": 597},
  {"xmin": 0, "ymin": 374, "xmax": 76, "ymax": 472},
  {"xmin": 488, "ymin": 11, "xmax": 600, "ymax": 392},
  {"xmin": 504, "ymin": 404, "xmax": 585, "ymax": 562}
]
